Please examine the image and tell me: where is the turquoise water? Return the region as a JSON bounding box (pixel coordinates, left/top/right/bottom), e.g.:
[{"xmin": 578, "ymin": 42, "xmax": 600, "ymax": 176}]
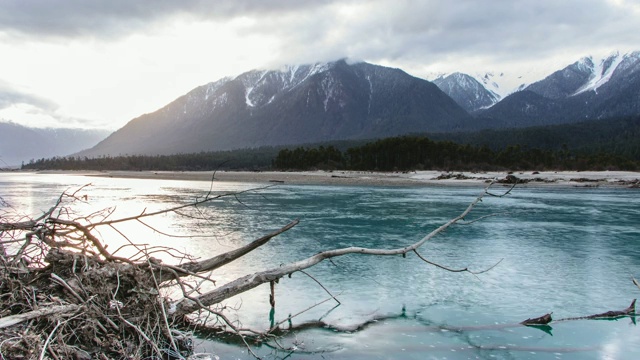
[{"xmin": 1, "ymin": 173, "xmax": 639, "ymax": 359}]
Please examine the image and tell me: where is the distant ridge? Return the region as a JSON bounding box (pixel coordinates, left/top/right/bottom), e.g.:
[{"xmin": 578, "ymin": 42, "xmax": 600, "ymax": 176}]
[
  {"xmin": 477, "ymin": 51, "xmax": 640, "ymax": 125},
  {"xmin": 432, "ymin": 72, "xmax": 499, "ymax": 112},
  {"xmin": 0, "ymin": 122, "xmax": 110, "ymax": 166},
  {"xmin": 78, "ymin": 60, "xmax": 473, "ymax": 157},
  {"xmin": 76, "ymin": 52, "xmax": 640, "ymax": 158}
]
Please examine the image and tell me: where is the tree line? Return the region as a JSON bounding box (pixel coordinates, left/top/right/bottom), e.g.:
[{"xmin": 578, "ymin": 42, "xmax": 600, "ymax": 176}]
[
  {"xmin": 21, "ymin": 135, "xmax": 639, "ymax": 172},
  {"xmin": 273, "ymin": 136, "xmax": 639, "ymax": 171},
  {"xmin": 21, "ymin": 148, "xmax": 278, "ymax": 171}
]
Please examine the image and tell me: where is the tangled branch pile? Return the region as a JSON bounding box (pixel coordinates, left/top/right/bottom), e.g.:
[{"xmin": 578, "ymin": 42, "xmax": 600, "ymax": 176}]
[
  {"xmin": 0, "ymin": 187, "xmax": 210, "ymax": 359},
  {"xmin": 1, "ymin": 182, "xmax": 513, "ymax": 359}
]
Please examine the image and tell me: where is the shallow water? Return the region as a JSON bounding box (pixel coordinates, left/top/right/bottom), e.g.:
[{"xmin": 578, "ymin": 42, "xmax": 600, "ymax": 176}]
[{"xmin": 1, "ymin": 172, "xmax": 639, "ymax": 359}]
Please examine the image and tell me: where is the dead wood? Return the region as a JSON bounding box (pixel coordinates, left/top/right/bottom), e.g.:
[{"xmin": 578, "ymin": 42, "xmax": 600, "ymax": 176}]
[
  {"xmin": 584, "ymin": 299, "xmax": 636, "ymax": 319},
  {"xmin": 156, "ymin": 219, "xmax": 300, "ymax": 283},
  {"xmin": 0, "ymin": 181, "xmax": 508, "ymax": 358},
  {"xmin": 520, "ymin": 313, "xmax": 553, "ymax": 325},
  {"xmin": 554, "ymin": 299, "xmax": 636, "ymax": 322},
  {"xmin": 0, "ymin": 304, "xmax": 80, "ymax": 329},
  {"xmin": 172, "ymin": 184, "xmax": 495, "ymax": 317}
]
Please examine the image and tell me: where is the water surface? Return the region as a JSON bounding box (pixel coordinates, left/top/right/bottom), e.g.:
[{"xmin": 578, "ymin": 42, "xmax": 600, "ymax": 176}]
[{"xmin": 1, "ymin": 172, "xmax": 639, "ymax": 359}]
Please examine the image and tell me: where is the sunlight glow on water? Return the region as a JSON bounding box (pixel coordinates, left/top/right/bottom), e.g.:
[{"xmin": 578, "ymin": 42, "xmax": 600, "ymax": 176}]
[{"xmin": 1, "ymin": 172, "xmax": 639, "ymax": 359}]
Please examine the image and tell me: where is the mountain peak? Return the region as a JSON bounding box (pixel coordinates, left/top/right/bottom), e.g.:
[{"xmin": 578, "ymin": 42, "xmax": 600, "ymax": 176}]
[
  {"xmin": 572, "ymin": 52, "xmax": 626, "ymax": 95},
  {"xmin": 480, "ymin": 49, "xmax": 640, "ymax": 126},
  {"xmin": 432, "ymin": 72, "xmax": 499, "ymax": 112},
  {"xmin": 79, "ymin": 60, "xmax": 472, "ymax": 157}
]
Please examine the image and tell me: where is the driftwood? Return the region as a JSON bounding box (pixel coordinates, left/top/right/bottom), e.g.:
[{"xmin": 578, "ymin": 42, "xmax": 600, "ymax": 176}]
[
  {"xmin": 586, "ymin": 299, "xmax": 636, "ymax": 319},
  {"xmin": 518, "ymin": 299, "xmax": 636, "ymax": 332},
  {"xmin": 170, "ymin": 182, "xmax": 515, "ymax": 317},
  {"xmin": 0, "ymin": 182, "xmax": 511, "ymax": 358},
  {"xmin": 1, "ymin": 179, "xmax": 635, "ymax": 359},
  {"xmin": 0, "ymin": 304, "xmax": 80, "ymax": 329},
  {"xmin": 555, "ymin": 299, "xmax": 636, "ymax": 321},
  {"xmin": 521, "ymin": 312, "xmax": 553, "ymax": 325}
]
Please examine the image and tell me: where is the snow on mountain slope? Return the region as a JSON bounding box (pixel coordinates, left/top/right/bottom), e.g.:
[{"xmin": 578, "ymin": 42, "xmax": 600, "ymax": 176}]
[
  {"xmin": 426, "ymin": 70, "xmax": 533, "ymax": 102},
  {"xmin": 432, "ymin": 73, "xmax": 499, "ymax": 112},
  {"xmin": 79, "ymin": 60, "xmax": 473, "ymax": 157},
  {"xmin": 573, "ymin": 51, "xmax": 635, "ymax": 95}
]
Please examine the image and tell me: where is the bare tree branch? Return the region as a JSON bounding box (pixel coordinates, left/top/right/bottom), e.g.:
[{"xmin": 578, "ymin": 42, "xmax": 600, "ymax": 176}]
[
  {"xmin": 171, "ymin": 219, "xmax": 300, "ymax": 279},
  {"xmin": 172, "ymin": 183, "xmax": 495, "ymax": 316}
]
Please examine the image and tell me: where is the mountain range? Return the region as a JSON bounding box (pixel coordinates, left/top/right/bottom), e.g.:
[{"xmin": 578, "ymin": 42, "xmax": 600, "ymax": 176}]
[
  {"xmin": 3, "ymin": 51, "xmax": 639, "ymax": 163},
  {"xmin": 0, "ymin": 122, "xmax": 110, "ymax": 167},
  {"xmin": 477, "ymin": 51, "xmax": 640, "ymax": 127},
  {"xmin": 79, "ymin": 60, "xmax": 474, "ymax": 157}
]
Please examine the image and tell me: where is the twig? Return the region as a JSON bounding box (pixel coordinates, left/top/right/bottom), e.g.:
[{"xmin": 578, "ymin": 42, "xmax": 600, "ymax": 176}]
[
  {"xmin": 40, "ymin": 331, "xmax": 60, "ymax": 360},
  {"xmin": 51, "ymin": 273, "xmax": 84, "ymax": 303},
  {"xmin": 487, "ymin": 181, "xmax": 517, "ymax": 197},
  {"xmin": 90, "ymin": 185, "xmax": 276, "ymax": 228},
  {"xmin": 208, "ymin": 310, "xmax": 261, "ymax": 359},
  {"xmin": 267, "ymin": 293, "xmax": 343, "ymax": 334},
  {"xmin": 39, "ymin": 316, "xmax": 80, "ymax": 360},
  {"xmin": 147, "ymin": 255, "xmax": 180, "ymax": 357},
  {"xmin": 298, "ymin": 270, "xmax": 341, "ymax": 305},
  {"xmin": 459, "ymin": 212, "xmax": 509, "ymax": 225},
  {"xmin": 413, "ymin": 250, "xmax": 504, "ymax": 275},
  {"xmin": 175, "ymin": 183, "xmax": 501, "ymax": 315},
  {"xmin": 46, "ymin": 217, "xmax": 133, "ymax": 264},
  {"xmin": 116, "ymin": 312, "xmax": 163, "ymax": 357}
]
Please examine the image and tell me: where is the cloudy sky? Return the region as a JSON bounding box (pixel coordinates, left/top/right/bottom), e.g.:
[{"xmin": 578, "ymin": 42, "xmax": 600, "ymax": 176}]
[{"xmin": 0, "ymin": 0, "xmax": 638, "ymax": 130}]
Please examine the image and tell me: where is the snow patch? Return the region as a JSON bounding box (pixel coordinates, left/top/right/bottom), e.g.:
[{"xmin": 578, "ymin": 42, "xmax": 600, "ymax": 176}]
[
  {"xmin": 245, "ymin": 86, "xmax": 255, "ymax": 107},
  {"xmin": 289, "ymin": 65, "xmax": 299, "ymax": 83},
  {"xmin": 203, "ymin": 78, "xmax": 230, "ymax": 101},
  {"xmin": 573, "ymin": 52, "xmax": 624, "ymax": 95},
  {"xmin": 212, "ymin": 92, "xmax": 228, "ymax": 110},
  {"xmin": 321, "ymin": 74, "xmax": 339, "ymax": 112},
  {"xmin": 366, "ymin": 75, "xmax": 373, "ymax": 114}
]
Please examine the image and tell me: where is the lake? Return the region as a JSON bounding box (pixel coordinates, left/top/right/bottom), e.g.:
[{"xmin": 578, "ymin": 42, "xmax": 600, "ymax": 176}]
[{"xmin": 1, "ymin": 172, "xmax": 639, "ymax": 359}]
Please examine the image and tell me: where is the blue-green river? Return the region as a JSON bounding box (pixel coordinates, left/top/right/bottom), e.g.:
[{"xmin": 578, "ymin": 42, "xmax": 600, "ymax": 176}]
[{"xmin": 1, "ymin": 172, "xmax": 639, "ymax": 359}]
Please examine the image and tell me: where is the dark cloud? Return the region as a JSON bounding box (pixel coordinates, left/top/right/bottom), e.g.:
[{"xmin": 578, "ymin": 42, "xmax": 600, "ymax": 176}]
[
  {"xmin": 251, "ymin": 0, "xmax": 640, "ymax": 70},
  {"xmin": 2, "ymin": 0, "xmax": 636, "ymax": 68},
  {"xmin": 0, "ymin": 0, "xmax": 330, "ymax": 39}
]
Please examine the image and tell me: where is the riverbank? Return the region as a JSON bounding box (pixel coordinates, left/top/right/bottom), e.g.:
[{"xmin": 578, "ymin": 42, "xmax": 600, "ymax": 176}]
[{"xmin": 25, "ymin": 169, "xmax": 640, "ymax": 188}]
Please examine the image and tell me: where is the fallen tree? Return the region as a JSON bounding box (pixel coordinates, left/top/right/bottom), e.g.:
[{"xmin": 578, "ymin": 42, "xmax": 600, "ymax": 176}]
[{"xmin": 0, "ymin": 180, "xmax": 564, "ymax": 359}]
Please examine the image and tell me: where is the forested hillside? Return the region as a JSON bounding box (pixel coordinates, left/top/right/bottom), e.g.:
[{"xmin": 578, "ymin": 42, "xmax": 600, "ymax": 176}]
[
  {"xmin": 273, "ymin": 136, "xmax": 637, "ymax": 171},
  {"xmin": 21, "ymin": 116, "xmax": 640, "ymax": 172}
]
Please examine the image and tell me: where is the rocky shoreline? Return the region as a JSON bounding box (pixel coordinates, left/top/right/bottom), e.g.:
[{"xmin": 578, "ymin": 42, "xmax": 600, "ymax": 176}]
[{"xmin": 26, "ymin": 169, "xmax": 640, "ymax": 188}]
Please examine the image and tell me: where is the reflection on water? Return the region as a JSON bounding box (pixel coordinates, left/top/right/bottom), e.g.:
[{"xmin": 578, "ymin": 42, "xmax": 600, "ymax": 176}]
[{"xmin": 1, "ymin": 172, "xmax": 639, "ymax": 359}]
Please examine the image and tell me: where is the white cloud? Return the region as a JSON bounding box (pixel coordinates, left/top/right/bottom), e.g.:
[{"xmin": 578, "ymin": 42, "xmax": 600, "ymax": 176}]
[{"xmin": 0, "ymin": 0, "xmax": 638, "ymax": 129}]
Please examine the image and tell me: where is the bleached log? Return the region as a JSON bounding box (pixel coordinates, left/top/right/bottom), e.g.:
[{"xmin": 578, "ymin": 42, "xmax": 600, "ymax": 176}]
[
  {"xmin": 0, "ymin": 304, "xmax": 80, "ymax": 329},
  {"xmin": 158, "ymin": 220, "xmax": 299, "ymax": 282},
  {"xmin": 172, "ymin": 184, "xmax": 490, "ymax": 316}
]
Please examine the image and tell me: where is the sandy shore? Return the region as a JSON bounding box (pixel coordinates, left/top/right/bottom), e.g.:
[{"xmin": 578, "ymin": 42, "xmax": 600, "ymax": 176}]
[{"xmin": 33, "ymin": 169, "xmax": 640, "ymax": 188}]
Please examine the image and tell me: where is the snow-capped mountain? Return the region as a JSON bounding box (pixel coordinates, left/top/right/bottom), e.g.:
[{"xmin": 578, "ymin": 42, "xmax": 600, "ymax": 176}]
[
  {"xmin": 74, "ymin": 52, "xmax": 640, "ymax": 158},
  {"xmin": 79, "ymin": 60, "xmax": 473, "ymax": 157},
  {"xmin": 573, "ymin": 52, "xmax": 627, "ymax": 95},
  {"xmin": 432, "ymin": 73, "xmax": 499, "ymax": 112},
  {"xmin": 525, "ymin": 52, "xmax": 639, "ymax": 99},
  {"xmin": 472, "ymin": 72, "xmax": 528, "ymax": 100},
  {"xmin": 428, "ymin": 70, "xmax": 534, "ymax": 112},
  {"xmin": 480, "ymin": 51, "xmax": 640, "ymax": 126}
]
